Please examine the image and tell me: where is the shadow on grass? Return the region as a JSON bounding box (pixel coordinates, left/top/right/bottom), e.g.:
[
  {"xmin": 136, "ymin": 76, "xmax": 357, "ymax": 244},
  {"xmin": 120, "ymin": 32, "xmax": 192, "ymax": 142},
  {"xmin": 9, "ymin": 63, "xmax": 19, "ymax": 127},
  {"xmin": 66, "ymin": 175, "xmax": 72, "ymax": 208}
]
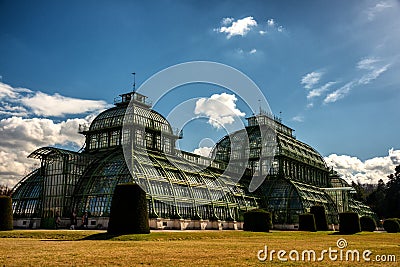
[
  {"xmin": 80, "ymin": 232, "xmax": 122, "ymax": 240},
  {"xmin": 328, "ymin": 231, "xmax": 362, "ymax": 235}
]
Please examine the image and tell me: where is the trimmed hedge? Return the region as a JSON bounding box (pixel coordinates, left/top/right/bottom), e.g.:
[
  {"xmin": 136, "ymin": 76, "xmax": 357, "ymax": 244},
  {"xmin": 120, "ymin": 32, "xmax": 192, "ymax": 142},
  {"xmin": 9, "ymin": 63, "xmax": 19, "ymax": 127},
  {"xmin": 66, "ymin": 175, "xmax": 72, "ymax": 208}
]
[
  {"xmin": 0, "ymin": 196, "xmax": 13, "ymax": 231},
  {"xmin": 310, "ymin": 205, "xmax": 328, "ymax": 231},
  {"xmin": 383, "ymin": 218, "xmax": 400, "ymax": 233},
  {"xmin": 339, "ymin": 212, "xmax": 361, "ymax": 234},
  {"xmin": 299, "ymin": 213, "xmax": 316, "ymax": 232},
  {"xmin": 360, "ymin": 216, "xmax": 376, "ymax": 232},
  {"xmin": 243, "ymin": 209, "xmax": 272, "ymax": 232},
  {"xmin": 40, "ymin": 217, "xmax": 56, "ymax": 229},
  {"xmin": 108, "ymin": 183, "xmax": 150, "ymax": 234}
]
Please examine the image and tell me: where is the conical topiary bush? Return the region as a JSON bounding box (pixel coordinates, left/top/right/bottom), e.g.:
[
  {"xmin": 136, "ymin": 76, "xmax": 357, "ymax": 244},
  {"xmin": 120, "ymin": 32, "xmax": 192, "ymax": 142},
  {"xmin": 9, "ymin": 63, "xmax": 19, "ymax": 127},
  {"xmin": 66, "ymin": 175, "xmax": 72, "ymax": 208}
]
[
  {"xmin": 108, "ymin": 183, "xmax": 150, "ymax": 234},
  {"xmin": 0, "ymin": 196, "xmax": 13, "ymax": 231}
]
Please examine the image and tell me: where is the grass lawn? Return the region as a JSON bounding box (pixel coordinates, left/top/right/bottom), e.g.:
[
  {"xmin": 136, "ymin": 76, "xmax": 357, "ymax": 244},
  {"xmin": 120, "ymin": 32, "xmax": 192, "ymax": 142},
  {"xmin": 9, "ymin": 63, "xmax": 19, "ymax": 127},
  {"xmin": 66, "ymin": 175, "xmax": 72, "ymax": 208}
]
[{"xmin": 0, "ymin": 230, "xmax": 399, "ymax": 266}]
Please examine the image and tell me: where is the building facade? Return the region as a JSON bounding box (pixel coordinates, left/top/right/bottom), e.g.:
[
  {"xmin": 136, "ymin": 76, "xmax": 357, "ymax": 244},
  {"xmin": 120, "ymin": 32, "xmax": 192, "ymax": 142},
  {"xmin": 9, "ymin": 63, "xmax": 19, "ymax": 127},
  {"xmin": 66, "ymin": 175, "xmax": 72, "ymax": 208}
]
[{"xmin": 11, "ymin": 91, "xmax": 374, "ymax": 229}]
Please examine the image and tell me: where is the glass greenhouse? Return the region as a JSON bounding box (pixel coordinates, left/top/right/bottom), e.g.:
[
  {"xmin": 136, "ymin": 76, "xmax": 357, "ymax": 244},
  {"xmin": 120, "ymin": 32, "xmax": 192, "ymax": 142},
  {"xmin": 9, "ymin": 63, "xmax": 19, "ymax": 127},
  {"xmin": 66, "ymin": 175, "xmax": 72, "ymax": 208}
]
[{"xmin": 11, "ymin": 91, "xmax": 374, "ymax": 229}]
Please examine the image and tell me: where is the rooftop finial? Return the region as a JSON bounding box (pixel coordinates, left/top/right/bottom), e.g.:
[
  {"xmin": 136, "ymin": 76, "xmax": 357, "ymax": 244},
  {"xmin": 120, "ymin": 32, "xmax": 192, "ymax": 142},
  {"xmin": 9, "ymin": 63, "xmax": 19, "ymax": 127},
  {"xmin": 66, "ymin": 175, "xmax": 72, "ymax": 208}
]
[{"xmin": 132, "ymin": 72, "xmax": 136, "ymax": 92}]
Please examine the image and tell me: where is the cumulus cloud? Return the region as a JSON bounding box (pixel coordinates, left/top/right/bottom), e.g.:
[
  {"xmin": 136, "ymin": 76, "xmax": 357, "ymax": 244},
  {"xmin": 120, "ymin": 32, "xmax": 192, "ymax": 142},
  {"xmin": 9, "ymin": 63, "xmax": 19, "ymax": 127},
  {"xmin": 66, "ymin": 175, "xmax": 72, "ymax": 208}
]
[
  {"xmin": 0, "ymin": 82, "xmax": 108, "ymax": 117},
  {"xmin": 324, "ymin": 148, "xmax": 400, "ymax": 184},
  {"xmin": 194, "ymin": 93, "xmax": 245, "ymax": 129},
  {"xmin": 192, "ymin": 146, "xmax": 213, "ymax": 157},
  {"xmin": 267, "ymin": 19, "xmax": 275, "ymax": 27},
  {"xmin": 0, "ymin": 115, "xmax": 95, "ymax": 186},
  {"xmin": 217, "ymin": 16, "xmax": 257, "ymax": 39},
  {"xmin": 301, "ymin": 72, "xmax": 323, "ymax": 89},
  {"xmin": 0, "ymin": 82, "xmax": 109, "ymax": 187},
  {"xmin": 324, "ymin": 58, "xmax": 390, "ymax": 104},
  {"xmin": 20, "ymin": 92, "xmax": 108, "ymax": 117},
  {"xmin": 249, "ymin": 48, "xmax": 257, "ymax": 54}
]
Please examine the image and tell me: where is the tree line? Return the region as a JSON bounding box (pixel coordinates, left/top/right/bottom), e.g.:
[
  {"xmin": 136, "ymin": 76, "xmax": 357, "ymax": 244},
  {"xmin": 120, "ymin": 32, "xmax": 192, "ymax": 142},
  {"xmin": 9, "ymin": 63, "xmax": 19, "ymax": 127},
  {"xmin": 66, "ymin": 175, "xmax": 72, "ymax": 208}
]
[{"xmin": 351, "ymin": 165, "xmax": 400, "ymax": 219}]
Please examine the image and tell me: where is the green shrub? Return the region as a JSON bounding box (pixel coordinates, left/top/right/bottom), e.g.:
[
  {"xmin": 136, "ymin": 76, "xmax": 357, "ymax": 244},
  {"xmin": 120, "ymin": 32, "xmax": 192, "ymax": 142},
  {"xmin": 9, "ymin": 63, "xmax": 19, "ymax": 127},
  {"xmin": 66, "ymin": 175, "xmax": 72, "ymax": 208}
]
[
  {"xmin": 383, "ymin": 218, "xmax": 400, "ymax": 233},
  {"xmin": 360, "ymin": 216, "xmax": 376, "ymax": 232},
  {"xmin": 243, "ymin": 209, "xmax": 272, "ymax": 232},
  {"xmin": 299, "ymin": 213, "xmax": 316, "ymax": 232},
  {"xmin": 310, "ymin": 205, "xmax": 328, "ymax": 231},
  {"xmin": 108, "ymin": 183, "xmax": 150, "ymax": 234},
  {"xmin": 0, "ymin": 196, "xmax": 13, "ymax": 231},
  {"xmin": 40, "ymin": 217, "xmax": 56, "ymax": 229},
  {"xmin": 339, "ymin": 212, "xmax": 361, "ymax": 234}
]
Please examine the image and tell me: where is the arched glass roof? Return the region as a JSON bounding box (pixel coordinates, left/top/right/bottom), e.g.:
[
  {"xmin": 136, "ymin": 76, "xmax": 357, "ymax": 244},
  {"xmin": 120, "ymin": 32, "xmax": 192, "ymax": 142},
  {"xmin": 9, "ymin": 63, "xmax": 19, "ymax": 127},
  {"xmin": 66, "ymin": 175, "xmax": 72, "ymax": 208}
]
[
  {"xmin": 12, "ymin": 169, "xmax": 43, "ymax": 218},
  {"xmin": 277, "ymin": 132, "xmax": 327, "ymax": 169},
  {"xmin": 213, "ymin": 126, "xmax": 327, "ymax": 169},
  {"xmin": 72, "ymin": 148, "xmax": 258, "ymax": 220},
  {"xmin": 89, "ymin": 105, "xmax": 173, "ymax": 135},
  {"xmin": 89, "ymin": 106, "xmax": 127, "ymax": 131},
  {"xmin": 260, "ymin": 178, "xmax": 339, "ymax": 224},
  {"xmin": 28, "ymin": 146, "xmax": 82, "ymax": 160}
]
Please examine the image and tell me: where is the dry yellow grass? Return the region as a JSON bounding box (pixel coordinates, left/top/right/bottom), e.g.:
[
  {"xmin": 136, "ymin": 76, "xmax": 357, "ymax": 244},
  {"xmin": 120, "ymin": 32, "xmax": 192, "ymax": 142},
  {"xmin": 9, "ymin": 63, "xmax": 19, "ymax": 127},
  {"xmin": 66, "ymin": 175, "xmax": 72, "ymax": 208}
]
[{"xmin": 0, "ymin": 230, "xmax": 399, "ymax": 266}]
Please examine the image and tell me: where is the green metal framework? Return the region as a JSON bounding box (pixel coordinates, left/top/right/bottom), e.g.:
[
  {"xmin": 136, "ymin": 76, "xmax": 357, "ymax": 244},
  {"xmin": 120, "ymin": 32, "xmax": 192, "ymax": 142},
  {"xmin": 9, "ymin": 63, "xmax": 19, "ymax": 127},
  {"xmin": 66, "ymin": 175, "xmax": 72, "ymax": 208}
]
[
  {"xmin": 12, "ymin": 92, "xmax": 258, "ymax": 221},
  {"xmin": 212, "ymin": 113, "xmax": 373, "ymax": 224},
  {"xmin": 12, "ymin": 92, "xmax": 374, "ymax": 224}
]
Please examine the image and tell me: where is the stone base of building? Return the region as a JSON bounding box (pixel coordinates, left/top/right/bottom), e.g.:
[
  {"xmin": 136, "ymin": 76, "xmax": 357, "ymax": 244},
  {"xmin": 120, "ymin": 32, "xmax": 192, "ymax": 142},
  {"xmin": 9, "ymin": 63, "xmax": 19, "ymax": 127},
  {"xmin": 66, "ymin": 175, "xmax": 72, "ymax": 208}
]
[
  {"xmin": 148, "ymin": 218, "xmax": 243, "ymax": 230},
  {"xmin": 13, "ymin": 218, "xmax": 244, "ymax": 230},
  {"xmin": 13, "ymin": 218, "xmax": 41, "ymax": 229}
]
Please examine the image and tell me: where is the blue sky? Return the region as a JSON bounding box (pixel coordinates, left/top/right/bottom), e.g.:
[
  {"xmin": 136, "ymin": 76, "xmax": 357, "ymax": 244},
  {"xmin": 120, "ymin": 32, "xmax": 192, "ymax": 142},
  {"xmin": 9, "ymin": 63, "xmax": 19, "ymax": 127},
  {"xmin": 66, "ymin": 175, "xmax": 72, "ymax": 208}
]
[{"xmin": 1, "ymin": 0, "xmax": 400, "ymax": 185}]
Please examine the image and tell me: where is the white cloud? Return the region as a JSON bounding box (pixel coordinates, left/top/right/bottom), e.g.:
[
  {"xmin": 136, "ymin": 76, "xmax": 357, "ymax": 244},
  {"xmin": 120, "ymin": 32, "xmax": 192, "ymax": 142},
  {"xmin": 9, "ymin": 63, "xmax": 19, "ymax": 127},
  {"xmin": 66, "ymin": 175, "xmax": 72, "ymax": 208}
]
[
  {"xmin": 0, "ymin": 82, "xmax": 32, "ymax": 99},
  {"xmin": 0, "ymin": 82, "xmax": 109, "ymax": 187},
  {"xmin": 0, "ymin": 82, "xmax": 109, "ymax": 117},
  {"xmin": 324, "ymin": 81, "xmax": 355, "ymax": 104},
  {"xmin": 259, "ymin": 30, "xmax": 267, "ymax": 35},
  {"xmin": 194, "ymin": 93, "xmax": 245, "ymax": 129},
  {"xmin": 221, "ymin": 17, "xmax": 234, "ymax": 25},
  {"xmin": 218, "ymin": 16, "xmax": 257, "ymax": 39},
  {"xmin": 0, "ymin": 115, "xmax": 95, "ymax": 186},
  {"xmin": 301, "ymin": 72, "xmax": 323, "ymax": 89},
  {"xmin": 357, "ymin": 58, "xmax": 380, "ymax": 70},
  {"xmin": 324, "ymin": 148, "xmax": 400, "ymax": 184},
  {"xmin": 267, "ymin": 19, "xmax": 275, "ymax": 27},
  {"xmin": 0, "ymin": 102, "xmax": 28, "ymax": 117},
  {"xmin": 307, "ymin": 81, "xmax": 336, "ymax": 99},
  {"xmin": 292, "ymin": 115, "xmax": 304, "ymax": 122},
  {"xmin": 20, "ymin": 91, "xmax": 108, "ymax": 117},
  {"xmin": 263, "ymin": 18, "xmax": 285, "ymax": 33},
  {"xmin": 358, "ymin": 64, "xmax": 390, "ymax": 85},
  {"xmin": 324, "ymin": 58, "xmax": 390, "ymax": 104},
  {"xmin": 367, "ymin": 1, "xmax": 392, "ymax": 21},
  {"xmin": 192, "ymin": 146, "xmax": 213, "ymax": 157},
  {"xmin": 234, "ymin": 48, "xmax": 259, "ymax": 57}
]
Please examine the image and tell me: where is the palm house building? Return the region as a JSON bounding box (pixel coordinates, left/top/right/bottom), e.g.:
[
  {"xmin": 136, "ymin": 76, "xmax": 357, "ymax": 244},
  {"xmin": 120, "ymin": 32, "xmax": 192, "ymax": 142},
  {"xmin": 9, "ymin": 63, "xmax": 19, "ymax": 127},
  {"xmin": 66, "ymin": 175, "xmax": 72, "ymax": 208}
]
[{"xmin": 11, "ymin": 89, "xmax": 374, "ymax": 230}]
